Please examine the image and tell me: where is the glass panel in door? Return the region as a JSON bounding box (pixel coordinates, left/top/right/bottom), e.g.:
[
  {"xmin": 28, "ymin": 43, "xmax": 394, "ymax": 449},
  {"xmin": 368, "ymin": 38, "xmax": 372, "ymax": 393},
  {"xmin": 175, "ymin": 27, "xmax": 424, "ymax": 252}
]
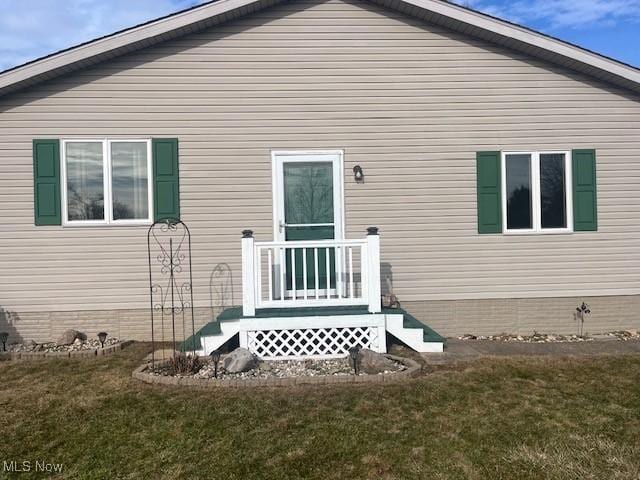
[{"xmin": 283, "ymin": 162, "xmax": 336, "ymax": 292}]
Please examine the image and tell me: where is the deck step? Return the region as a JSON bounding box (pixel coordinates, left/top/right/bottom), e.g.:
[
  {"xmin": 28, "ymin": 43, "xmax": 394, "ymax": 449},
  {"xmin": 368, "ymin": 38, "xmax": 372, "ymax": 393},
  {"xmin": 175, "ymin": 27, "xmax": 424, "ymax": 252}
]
[
  {"xmin": 181, "ymin": 311, "xmax": 241, "ymax": 355},
  {"xmin": 384, "ymin": 309, "xmax": 445, "ymax": 353},
  {"xmin": 184, "ymin": 307, "xmax": 445, "ymax": 356}
]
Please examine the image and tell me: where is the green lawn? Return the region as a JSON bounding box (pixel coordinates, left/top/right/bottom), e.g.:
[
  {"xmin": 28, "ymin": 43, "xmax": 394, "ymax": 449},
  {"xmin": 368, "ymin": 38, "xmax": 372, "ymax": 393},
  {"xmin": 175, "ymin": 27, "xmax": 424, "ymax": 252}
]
[{"xmin": 1, "ymin": 343, "xmax": 639, "ymax": 480}]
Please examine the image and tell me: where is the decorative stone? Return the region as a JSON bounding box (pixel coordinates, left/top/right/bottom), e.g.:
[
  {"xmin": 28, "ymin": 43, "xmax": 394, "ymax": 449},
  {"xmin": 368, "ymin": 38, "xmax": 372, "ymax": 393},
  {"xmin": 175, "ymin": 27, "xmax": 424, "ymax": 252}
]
[
  {"xmin": 222, "ymin": 348, "xmax": 258, "ymax": 373},
  {"xmin": 258, "ymin": 362, "xmax": 273, "ymax": 372},
  {"xmin": 57, "ymin": 329, "xmax": 82, "ymax": 346},
  {"xmin": 457, "ymin": 332, "xmax": 607, "ymax": 343},
  {"xmin": 358, "ymin": 349, "xmax": 398, "ymax": 374},
  {"xmin": 139, "ymin": 354, "xmax": 416, "ymax": 387},
  {"xmin": 153, "ymin": 355, "xmax": 405, "ymax": 381},
  {"xmin": 1, "ymin": 338, "xmax": 127, "ymax": 359}
]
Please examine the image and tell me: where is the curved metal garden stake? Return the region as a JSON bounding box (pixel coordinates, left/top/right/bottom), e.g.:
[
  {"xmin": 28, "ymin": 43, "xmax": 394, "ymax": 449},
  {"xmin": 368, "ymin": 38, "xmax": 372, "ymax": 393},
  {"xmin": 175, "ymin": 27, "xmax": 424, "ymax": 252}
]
[
  {"xmin": 209, "ymin": 263, "xmax": 234, "ymax": 319},
  {"xmin": 576, "ymin": 302, "xmax": 591, "ymax": 338},
  {"xmin": 147, "ymin": 219, "xmax": 197, "ymax": 372}
]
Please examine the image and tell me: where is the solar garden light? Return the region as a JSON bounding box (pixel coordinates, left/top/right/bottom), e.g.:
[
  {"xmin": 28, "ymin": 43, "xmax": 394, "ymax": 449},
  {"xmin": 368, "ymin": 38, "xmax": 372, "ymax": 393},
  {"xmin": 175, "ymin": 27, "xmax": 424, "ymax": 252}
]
[
  {"xmin": 576, "ymin": 303, "xmax": 591, "ymax": 338},
  {"xmin": 0, "ymin": 332, "xmax": 8, "ymax": 352},
  {"xmin": 97, "ymin": 332, "xmax": 108, "ymax": 348},
  {"xmin": 210, "ymin": 350, "xmax": 222, "ymax": 378},
  {"xmin": 348, "ymin": 345, "xmax": 362, "ymax": 375}
]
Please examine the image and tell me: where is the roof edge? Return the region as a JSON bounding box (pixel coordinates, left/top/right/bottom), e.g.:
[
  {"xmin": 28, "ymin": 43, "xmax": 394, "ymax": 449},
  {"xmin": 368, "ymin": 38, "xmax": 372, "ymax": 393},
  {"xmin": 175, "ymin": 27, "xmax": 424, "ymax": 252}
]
[
  {"xmin": 0, "ymin": 0, "xmax": 278, "ymax": 96},
  {"xmin": 404, "ymin": 0, "xmax": 640, "ymax": 84},
  {"xmin": 0, "ymin": 0, "xmax": 639, "ymax": 97}
]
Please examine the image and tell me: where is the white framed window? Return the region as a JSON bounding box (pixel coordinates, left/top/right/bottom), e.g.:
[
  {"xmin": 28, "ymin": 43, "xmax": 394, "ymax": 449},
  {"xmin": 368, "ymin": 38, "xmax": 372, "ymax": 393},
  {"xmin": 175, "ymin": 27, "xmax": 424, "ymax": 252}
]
[
  {"xmin": 61, "ymin": 139, "xmax": 153, "ymax": 226},
  {"xmin": 501, "ymin": 151, "xmax": 573, "ymax": 234}
]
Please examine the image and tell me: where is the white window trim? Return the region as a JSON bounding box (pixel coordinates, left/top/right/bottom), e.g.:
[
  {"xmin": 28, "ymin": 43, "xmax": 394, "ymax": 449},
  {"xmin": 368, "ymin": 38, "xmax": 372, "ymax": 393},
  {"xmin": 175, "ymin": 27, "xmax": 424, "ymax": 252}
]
[
  {"xmin": 61, "ymin": 138, "xmax": 153, "ymax": 227},
  {"xmin": 501, "ymin": 151, "xmax": 573, "ymax": 235}
]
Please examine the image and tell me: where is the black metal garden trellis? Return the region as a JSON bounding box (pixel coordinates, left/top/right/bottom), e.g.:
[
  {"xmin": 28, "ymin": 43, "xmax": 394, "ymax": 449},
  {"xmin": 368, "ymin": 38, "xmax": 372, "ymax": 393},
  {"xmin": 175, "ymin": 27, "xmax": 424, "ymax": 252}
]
[{"xmin": 147, "ymin": 219, "xmax": 196, "ymax": 370}]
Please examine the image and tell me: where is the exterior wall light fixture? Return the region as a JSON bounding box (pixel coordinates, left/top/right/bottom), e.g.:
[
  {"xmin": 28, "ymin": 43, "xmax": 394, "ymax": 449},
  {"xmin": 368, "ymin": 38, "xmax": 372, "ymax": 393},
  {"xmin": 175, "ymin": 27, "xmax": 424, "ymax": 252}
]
[{"xmin": 353, "ymin": 165, "xmax": 364, "ymax": 183}]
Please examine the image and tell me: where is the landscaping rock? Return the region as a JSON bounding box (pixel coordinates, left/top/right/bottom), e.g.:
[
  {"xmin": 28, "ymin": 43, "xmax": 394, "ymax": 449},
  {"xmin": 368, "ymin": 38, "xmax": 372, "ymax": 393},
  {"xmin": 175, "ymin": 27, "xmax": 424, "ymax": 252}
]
[
  {"xmin": 259, "ymin": 362, "xmax": 273, "ymax": 372},
  {"xmin": 358, "ymin": 349, "xmax": 398, "ymax": 374},
  {"xmin": 57, "ymin": 329, "xmax": 82, "ymax": 346},
  {"xmin": 222, "ymin": 348, "xmax": 258, "ymax": 373},
  {"xmin": 458, "ymin": 332, "xmax": 598, "ymax": 343},
  {"xmin": 608, "ymin": 330, "xmax": 640, "ymax": 341},
  {"xmin": 5, "ymin": 337, "xmax": 124, "ymax": 356}
]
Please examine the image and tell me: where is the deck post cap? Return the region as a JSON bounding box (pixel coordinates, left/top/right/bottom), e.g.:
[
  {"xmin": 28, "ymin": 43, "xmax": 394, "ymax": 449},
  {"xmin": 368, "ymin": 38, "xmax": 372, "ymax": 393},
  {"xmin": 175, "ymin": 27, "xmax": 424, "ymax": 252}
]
[
  {"xmin": 242, "ymin": 230, "xmax": 254, "ymax": 238},
  {"xmin": 367, "ymin": 227, "xmax": 379, "ymax": 236}
]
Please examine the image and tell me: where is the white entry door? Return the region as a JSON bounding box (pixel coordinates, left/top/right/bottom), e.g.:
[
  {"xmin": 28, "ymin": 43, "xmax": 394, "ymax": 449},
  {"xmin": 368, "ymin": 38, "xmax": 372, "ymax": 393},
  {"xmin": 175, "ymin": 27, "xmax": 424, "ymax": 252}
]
[{"xmin": 271, "ymin": 150, "xmax": 344, "ymax": 294}]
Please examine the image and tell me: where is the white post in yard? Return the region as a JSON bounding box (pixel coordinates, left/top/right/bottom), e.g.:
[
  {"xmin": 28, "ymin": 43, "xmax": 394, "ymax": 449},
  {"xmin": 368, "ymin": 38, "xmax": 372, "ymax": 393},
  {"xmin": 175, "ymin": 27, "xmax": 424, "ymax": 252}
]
[
  {"xmin": 366, "ymin": 227, "xmax": 382, "ymax": 314},
  {"xmin": 241, "ymin": 230, "xmax": 256, "ymax": 317}
]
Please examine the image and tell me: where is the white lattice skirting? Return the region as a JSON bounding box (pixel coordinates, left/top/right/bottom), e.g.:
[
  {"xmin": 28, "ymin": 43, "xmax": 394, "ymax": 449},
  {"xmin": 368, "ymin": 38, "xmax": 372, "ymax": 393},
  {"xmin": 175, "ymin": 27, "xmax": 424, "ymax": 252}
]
[
  {"xmin": 247, "ymin": 326, "xmax": 379, "ymax": 360},
  {"xmin": 238, "ymin": 315, "xmax": 387, "ymax": 360}
]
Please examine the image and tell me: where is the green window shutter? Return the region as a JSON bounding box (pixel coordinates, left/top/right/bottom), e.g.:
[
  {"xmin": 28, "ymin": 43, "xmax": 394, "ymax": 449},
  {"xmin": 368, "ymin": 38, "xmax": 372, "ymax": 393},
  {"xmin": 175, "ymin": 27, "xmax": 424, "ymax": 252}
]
[
  {"xmin": 572, "ymin": 149, "xmax": 597, "ymax": 232},
  {"xmin": 152, "ymin": 138, "xmax": 180, "ymax": 222},
  {"xmin": 33, "ymin": 139, "xmax": 61, "ymax": 226},
  {"xmin": 476, "ymin": 151, "xmax": 502, "ymax": 234}
]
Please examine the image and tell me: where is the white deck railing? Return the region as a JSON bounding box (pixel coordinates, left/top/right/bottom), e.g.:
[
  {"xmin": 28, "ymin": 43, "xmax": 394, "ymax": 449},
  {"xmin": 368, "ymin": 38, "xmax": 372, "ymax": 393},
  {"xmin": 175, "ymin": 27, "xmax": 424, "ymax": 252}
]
[{"xmin": 241, "ymin": 228, "xmax": 381, "ymax": 316}]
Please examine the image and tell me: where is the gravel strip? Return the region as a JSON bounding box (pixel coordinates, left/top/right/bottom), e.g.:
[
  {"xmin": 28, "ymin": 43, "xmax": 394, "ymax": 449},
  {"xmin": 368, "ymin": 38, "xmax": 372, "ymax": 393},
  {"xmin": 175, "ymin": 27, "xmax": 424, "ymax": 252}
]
[
  {"xmin": 605, "ymin": 330, "xmax": 640, "ymax": 341},
  {"xmin": 457, "ymin": 330, "xmax": 640, "ymax": 343},
  {"xmin": 7, "ymin": 338, "xmax": 122, "ymax": 353}
]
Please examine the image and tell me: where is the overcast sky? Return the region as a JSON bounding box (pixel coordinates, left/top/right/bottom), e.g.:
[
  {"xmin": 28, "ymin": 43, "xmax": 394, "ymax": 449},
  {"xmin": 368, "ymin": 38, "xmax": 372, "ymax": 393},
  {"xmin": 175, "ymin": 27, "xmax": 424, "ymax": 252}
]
[{"xmin": 1, "ymin": 0, "xmax": 638, "ymax": 72}]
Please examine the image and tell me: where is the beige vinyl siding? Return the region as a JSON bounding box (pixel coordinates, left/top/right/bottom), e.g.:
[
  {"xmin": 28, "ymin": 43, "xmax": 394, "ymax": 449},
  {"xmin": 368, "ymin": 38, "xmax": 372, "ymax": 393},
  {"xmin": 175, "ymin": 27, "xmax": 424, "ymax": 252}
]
[{"xmin": 0, "ymin": 0, "xmax": 639, "ymax": 316}]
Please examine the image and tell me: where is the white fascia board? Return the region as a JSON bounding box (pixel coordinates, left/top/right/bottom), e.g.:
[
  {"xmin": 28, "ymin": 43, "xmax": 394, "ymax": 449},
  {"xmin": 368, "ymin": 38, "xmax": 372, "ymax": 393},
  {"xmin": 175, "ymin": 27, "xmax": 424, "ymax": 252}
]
[
  {"xmin": 1, "ymin": 0, "xmax": 639, "ymax": 96},
  {"xmin": 401, "ymin": 0, "xmax": 640, "ymax": 86},
  {"xmin": 0, "ymin": 0, "xmax": 267, "ymax": 92}
]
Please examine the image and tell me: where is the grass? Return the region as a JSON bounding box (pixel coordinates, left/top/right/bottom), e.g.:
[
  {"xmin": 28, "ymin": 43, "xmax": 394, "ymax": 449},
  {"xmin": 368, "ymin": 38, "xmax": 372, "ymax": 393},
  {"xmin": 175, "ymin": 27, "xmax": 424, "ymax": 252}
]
[{"xmin": 1, "ymin": 344, "xmax": 640, "ymax": 479}]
